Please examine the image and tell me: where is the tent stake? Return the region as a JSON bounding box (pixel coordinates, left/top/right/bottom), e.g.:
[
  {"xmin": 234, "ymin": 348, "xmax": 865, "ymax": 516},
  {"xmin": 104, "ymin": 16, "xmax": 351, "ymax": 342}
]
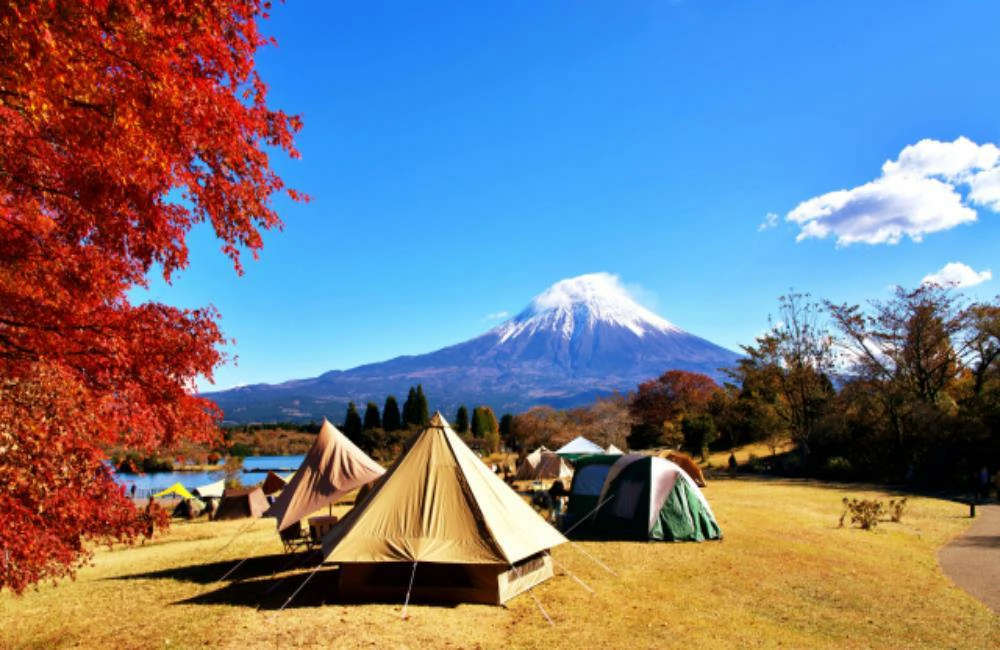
[{"xmin": 401, "ymin": 561, "xmax": 418, "ymax": 620}]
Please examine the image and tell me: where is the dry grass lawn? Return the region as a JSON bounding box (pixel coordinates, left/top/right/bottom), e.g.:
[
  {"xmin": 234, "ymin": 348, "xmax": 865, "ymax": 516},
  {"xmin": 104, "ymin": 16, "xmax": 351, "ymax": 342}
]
[{"xmin": 2, "ymin": 478, "xmax": 997, "ymax": 649}]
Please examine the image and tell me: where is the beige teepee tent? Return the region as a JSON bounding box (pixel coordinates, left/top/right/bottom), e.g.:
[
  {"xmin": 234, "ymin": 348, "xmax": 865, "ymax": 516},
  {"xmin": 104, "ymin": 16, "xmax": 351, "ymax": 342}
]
[
  {"xmin": 264, "ymin": 418, "xmax": 385, "ymax": 532},
  {"xmin": 514, "ymin": 446, "xmax": 574, "ymax": 482},
  {"xmin": 323, "ymin": 413, "xmax": 567, "ymax": 605}
]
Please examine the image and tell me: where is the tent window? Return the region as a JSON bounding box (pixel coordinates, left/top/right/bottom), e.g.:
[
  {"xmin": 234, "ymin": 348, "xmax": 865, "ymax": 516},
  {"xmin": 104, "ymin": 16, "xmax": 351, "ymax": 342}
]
[
  {"xmin": 611, "ymin": 480, "xmax": 643, "ymax": 519},
  {"xmin": 572, "ymin": 465, "xmax": 611, "ymax": 496}
]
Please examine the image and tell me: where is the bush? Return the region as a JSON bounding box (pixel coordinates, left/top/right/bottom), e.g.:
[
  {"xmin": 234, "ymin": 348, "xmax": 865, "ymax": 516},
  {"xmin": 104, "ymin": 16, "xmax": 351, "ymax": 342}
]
[
  {"xmin": 825, "ymin": 456, "xmax": 853, "ymax": 480},
  {"xmin": 838, "ymin": 497, "xmax": 884, "ymax": 530},
  {"xmin": 887, "ymin": 497, "xmax": 908, "ymax": 522}
]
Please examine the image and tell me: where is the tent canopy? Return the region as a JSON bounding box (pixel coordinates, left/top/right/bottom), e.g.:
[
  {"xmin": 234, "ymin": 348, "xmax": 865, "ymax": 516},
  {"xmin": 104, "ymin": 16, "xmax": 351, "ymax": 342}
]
[
  {"xmin": 192, "ymin": 479, "xmax": 224, "ymax": 499},
  {"xmin": 323, "ymin": 412, "xmax": 566, "ymax": 605},
  {"xmin": 265, "ymin": 418, "xmax": 385, "ymax": 532},
  {"xmin": 260, "ymin": 470, "xmax": 288, "ymax": 496},
  {"xmin": 555, "ymin": 436, "xmax": 605, "ymax": 457},
  {"xmin": 153, "ymin": 483, "xmax": 193, "ymax": 500},
  {"xmin": 215, "ymin": 486, "xmax": 269, "ymax": 521},
  {"xmin": 606, "ymin": 444, "xmax": 624, "ymax": 454},
  {"xmin": 514, "ymin": 447, "xmax": 573, "ymax": 482}
]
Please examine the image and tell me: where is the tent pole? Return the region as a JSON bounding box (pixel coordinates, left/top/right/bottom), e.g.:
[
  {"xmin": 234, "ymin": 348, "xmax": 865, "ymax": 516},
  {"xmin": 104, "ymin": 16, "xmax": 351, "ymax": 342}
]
[{"xmin": 401, "ymin": 561, "xmax": 418, "ymax": 620}]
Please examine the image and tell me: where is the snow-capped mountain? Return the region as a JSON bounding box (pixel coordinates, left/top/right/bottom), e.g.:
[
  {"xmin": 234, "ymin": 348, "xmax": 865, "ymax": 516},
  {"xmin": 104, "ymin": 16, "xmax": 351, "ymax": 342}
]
[{"xmin": 204, "ymin": 273, "xmax": 740, "ymax": 423}]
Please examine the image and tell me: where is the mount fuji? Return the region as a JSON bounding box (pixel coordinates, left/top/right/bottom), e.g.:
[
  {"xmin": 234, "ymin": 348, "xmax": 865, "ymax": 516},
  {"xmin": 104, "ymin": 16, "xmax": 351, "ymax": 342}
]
[{"xmin": 204, "ymin": 273, "xmax": 741, "ymax": 423}]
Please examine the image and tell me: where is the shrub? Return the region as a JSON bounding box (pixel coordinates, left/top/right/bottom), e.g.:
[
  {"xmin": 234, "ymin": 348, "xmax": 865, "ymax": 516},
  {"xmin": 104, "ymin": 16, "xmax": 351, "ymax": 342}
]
[
  {"xmin": 825, "ymin": 456, "xmax": 853, "ymax": 480},
  {"xmin": 887, "ymin": 497, "xmax": 908, "ymax": 522},
  {"xmin": 838, "ymin": 497, "xmax": 884, "ymax": 530}
]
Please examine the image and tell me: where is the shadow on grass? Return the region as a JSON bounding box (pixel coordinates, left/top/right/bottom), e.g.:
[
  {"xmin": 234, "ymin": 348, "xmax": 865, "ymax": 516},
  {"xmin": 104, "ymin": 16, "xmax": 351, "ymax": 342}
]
[
  {"xmin": 110, "ymin": 551, "xmax": 322, "ymax": 585},
  {"xmin": 176, "ymin": 566, "xmax": 460, "ymax": 611},
  {"xmin": 947, "ymin": 534, "xmax": 1000, "ymax": 549}
]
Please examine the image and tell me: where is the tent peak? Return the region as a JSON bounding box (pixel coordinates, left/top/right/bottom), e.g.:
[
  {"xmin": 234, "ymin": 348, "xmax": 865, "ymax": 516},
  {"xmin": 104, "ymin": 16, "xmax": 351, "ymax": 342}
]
[{"xmin": 428, "ymin": 411, "xmax": 449, "ymax": 427}]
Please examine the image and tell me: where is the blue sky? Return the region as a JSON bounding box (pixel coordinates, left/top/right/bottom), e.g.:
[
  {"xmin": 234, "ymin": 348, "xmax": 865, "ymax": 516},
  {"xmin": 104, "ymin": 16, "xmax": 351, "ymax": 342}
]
[{"xmin": 138, "ymin": 1, "xmax": 1000, "ymax": 391}]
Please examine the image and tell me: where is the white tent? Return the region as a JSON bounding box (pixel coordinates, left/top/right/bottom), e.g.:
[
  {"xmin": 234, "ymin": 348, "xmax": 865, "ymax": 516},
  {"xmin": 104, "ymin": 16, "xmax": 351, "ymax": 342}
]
[
  {"xmin": 606, "ymin": 444, "xmax": 624, "ymax": 454},
  {"xmin": 192, "ymin": 479, "xmax": 225, "ymax": 500},
  {"xmin": 556, "ymin": 436, "xmax": 605, "ymax": 455}
]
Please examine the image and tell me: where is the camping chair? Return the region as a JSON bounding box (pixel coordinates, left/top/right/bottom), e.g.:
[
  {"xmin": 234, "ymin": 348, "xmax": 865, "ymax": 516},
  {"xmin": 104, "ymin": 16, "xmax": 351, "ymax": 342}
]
[{"xmin": 279, "ymin": 521, "xmax": 311, "ymax": 553}]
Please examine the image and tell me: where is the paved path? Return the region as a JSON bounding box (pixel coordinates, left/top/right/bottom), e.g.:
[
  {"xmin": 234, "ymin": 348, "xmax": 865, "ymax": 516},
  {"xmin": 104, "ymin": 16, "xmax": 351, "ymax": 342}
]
[{"xmin": 938, "ymin": 503, "xmax": 1000, "ymax": 614}]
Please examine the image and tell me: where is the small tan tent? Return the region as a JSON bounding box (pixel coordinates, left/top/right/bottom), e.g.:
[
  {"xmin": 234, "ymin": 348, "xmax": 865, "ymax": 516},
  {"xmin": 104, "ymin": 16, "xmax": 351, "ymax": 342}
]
[
  {"xmin": 323, "ymin": 413, "xmax": 567, "ymax": 605},
  {"xmin": 514, "ymin": 447, "xmax": 573, "ymax": 482},
  {"xmin": 214, "ymin": 486, "xmax": 269, "ymax": 520},
  {"xmin": 265, "ymin": 419, "xmax": 385, "ymax": 532}
]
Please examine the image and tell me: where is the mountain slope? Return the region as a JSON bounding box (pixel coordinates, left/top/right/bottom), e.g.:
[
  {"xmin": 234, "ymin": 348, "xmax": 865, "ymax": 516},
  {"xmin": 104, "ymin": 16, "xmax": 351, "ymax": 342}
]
[{"xmin": 204, "ymin": 273, "xmax": 740, "ymax": 423}]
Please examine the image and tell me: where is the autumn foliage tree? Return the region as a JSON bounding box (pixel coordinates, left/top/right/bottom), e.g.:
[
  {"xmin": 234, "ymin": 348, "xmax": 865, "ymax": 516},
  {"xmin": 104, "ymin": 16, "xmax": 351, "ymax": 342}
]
[
  {"xmin": 628, "ymin": 370, "xmax": 720, "ymax": 449},
  {"xmin": 0, "ymin": 1, "xmax": 302, "ymax": 593}
]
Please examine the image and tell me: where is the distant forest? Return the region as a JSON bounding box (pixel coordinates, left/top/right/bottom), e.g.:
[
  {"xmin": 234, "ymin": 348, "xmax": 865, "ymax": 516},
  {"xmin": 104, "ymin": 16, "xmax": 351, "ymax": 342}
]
[{"xmin": 143, "ymin": 284, "xmax": 998, "ymax": 490}]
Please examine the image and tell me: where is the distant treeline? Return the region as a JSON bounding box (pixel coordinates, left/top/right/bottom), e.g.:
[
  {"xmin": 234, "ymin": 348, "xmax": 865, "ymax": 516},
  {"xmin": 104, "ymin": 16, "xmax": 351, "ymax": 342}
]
[{"xmin": 512, "ymin": 286, "xmax": 1000, "ymax": 491}]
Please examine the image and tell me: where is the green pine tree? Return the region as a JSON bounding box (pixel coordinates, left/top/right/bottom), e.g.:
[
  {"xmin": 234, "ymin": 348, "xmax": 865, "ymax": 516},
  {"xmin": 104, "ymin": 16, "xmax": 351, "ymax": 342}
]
[
  {"xmin": 415, "ymin": 384, "xmax": 429, "ymax": 426},
  {"xmin": 383, "ymin": 395, "xmax": 401, "ymax": 432},
  {"xmin": 363, "ymin": 401, "xmax": 381, "ymax": 431},
  {"xmin": 455, "ymin": 405, "xmax": 469, "ymax": 433},
  {"xmin": 343, "ymin": 401, "xmax": 363, "ymax": 445},
  {"xmin": 499, "ymin": 413, "xmax": 513, "ymax": 447},
  {"xmin": 403, "ymin": 387, "xmax": 417, "ymax": 426}
]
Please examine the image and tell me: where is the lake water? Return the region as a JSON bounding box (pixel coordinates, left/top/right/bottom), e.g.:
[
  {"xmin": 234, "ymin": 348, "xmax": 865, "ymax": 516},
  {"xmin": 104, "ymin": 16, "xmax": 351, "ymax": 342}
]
[{"xmin": 113, "ymin": 454, "xmax": 305, "ymax": 498}]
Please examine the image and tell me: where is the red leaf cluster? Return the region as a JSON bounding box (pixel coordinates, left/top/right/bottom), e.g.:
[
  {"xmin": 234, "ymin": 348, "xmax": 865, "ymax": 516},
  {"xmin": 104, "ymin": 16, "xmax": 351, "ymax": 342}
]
[
  {"xmin": 629, "ymin": 370, "xmax": 720, "ymax": 429},
  {"xmin": 0, "ymin": 1, "xmax": 302, "ymax": 593}
]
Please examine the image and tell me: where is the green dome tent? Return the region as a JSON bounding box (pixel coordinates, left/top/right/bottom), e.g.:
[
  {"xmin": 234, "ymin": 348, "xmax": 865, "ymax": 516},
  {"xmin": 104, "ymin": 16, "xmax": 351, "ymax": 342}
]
[{"xmin": 566, "ymin": 454, "xmax": 721, "ymax": 542}]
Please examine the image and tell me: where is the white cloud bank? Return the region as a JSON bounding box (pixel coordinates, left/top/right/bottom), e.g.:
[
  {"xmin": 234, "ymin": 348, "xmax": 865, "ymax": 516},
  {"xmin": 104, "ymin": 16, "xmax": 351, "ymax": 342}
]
[
  {"xmin": 484, "ymin": 310, "xmax": 510, "ymax": 321},
  {"xmin": 921, "ymin": 262, "xmax": 992, "ymax": 288},
  {"xmin": 787, "ymin": 137, "xmax": 1000, "ymax": 246}
]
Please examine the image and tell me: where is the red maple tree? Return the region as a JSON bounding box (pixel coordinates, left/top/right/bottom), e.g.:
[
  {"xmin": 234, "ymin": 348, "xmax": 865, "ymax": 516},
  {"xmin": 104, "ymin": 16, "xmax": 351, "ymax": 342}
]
[
  {"xmin": 629, "ymin": 370, "xmax": 720, "ymax": 432},
  {"xmin": 0, "ymin": 0, "xmax": 302, "ymax": 593}
]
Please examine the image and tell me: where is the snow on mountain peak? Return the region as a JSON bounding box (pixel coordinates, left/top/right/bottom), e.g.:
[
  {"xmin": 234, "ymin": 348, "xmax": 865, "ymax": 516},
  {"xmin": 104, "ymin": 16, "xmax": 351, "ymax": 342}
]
[{"xmin": 495, "ymin": 273, "xmax": 680, "ymax": 343}]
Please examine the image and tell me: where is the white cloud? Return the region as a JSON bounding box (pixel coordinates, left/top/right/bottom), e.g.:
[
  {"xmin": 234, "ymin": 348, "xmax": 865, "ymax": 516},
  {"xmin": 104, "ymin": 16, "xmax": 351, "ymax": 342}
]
[
  {"xmin": 969, "ymin": 166, "xmax": 1000, "ymax": 211},
  {"xmin": 484, "ymin": 311, "xmax": 510, "ymax": 321},
  {"xmin": 758, "ymin": 212, "xmax": 779, "ymax": 231},
  {"xmin": 882, "ymin": 136, "xmax": 1000, "ymax": 181},
  {"xmin": 921, "ymin": 262, "xmax": 992, "ymax": 288},
  {"xmin": 787, "ymin": 137, "xmax": 1000, "ymax": 246}
]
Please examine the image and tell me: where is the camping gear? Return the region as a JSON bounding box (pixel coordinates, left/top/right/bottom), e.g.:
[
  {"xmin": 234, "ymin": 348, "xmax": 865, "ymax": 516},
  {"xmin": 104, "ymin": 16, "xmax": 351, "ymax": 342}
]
[
  {"xmin": 260, "ymin": 470, "xmax": 288, "ymax": 496},
  {"xmin": 555, "ymin": 436, "xmax": 605, "ymax": 461},
  {"xmin": 153, "ymin": 482, "xmax": 194, "ymax": 500},
  {"xmin": 514, "ymin": 446, "xmax": 574, "ymax": 482},
  {"xmin": 214, "ymin": 486, "xmax": 269, "ymax": 521},
  {"xmin": 566, "ymin": 454, "xmax": 721, "ymax": 542},
  {"xmin": 322, "ymin": 412, "xmax": 567, "ymax": 605},
  {"xmin": 264, "ymin": 418, "xmax": 385, "ymax": 532}
]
